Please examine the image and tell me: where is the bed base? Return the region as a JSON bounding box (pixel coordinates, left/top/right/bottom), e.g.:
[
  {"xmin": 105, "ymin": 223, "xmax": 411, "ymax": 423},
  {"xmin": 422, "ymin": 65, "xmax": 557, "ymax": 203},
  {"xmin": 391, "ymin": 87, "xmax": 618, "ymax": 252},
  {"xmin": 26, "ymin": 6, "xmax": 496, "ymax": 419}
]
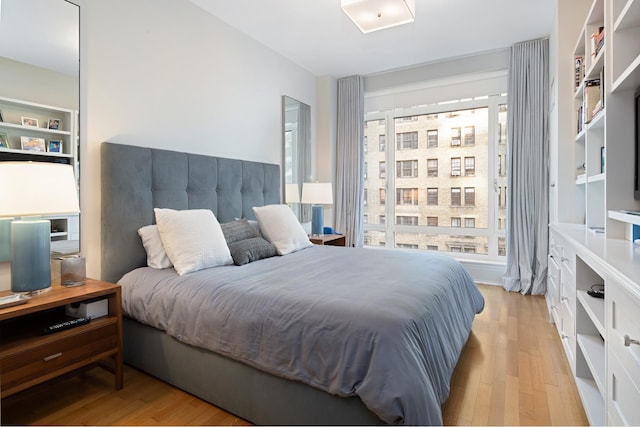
[{"xmin": 123, "ymin": 317, "xmax": 384, "ymax": 425}]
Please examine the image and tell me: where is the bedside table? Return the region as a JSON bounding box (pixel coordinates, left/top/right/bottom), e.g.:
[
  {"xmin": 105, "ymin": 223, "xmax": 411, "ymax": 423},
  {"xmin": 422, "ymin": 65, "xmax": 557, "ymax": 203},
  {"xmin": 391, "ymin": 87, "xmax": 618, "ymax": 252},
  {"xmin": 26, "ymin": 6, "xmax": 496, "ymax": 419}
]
[
  {"xmin": 309, "ymin": 234, "xmax": 346, "ymax": 247},
  {"xmin": 0, "ymin": 278, "xmax": 123, "ymax": 397}
]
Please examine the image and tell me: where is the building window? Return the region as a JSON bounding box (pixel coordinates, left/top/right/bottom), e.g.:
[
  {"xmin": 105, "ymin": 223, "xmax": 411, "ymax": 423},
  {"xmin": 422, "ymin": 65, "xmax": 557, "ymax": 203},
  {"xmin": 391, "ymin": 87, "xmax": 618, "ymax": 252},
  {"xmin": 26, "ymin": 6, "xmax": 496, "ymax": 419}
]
[
  {"xmin": 364, "ymin": 136, "xmax": 368, "ymax": 153},
  {"xmin": 363, "ymin": 214, "xmax": 368, "ymax": 224},
  {"xmin": 427, "ymin": 188, "xmax": 438, "ymax": 206},
  {"xmin": 397, "ymin": 131, "xmax": 418, "ymax": 150},
  {"xmin": 396, "ymin": 188, "xmax": 419, "ymax": 205},
  {"xmin": 364, "ymin": 162, "xmax": 368, "ymax": 180},
  {"xmin": 379, "ymin": 188, "xmax": 386, "ymax": 205},
  {"xmin": 397, "ymin": 243, "xmax": 419, "ymax": 249},
  {"xmin": 379, "ymin": 161, "xmax": 386, "ymax": 178},
  {"xmin": 464, "ymin": 126, "xmax": 475, "ymax": 145},
  {"xmin": 427, "ymin": 216, "xmax": 438, "ymax": 226},
  {"xmin": 463, "ymin": 246, "xmax": 477, "ymax": 253},
  {"xmin": 465, "ymin": 217, "xmax": 475, "ymax": 228},
  {"xmin": 451, "ymin": 157, "xmax": 461, "ymax": 176},
  {"xmin": 427, "ymin": 158, "xmax": 438, "ymax": 177},
  {"xmin": 451, "ymin": 217, "xmax": 461, "ymax": 227},
  {"xmin": 396, "ymin": 216, "xmax": 418, "ymax": 226},
  {"xmin": 427, "ymin": 245, "xmax": 438, "ymax": 251},
  {"xmin": 379, "ymin": 215, "xmax": 386, "ymax": 224},
  {"xmin": 498, "ymin": 154, "xmax": 503, "ymax": 176},
  {"xmin": 427, "ymin": 129, "xmax": 438, "ymax": 148},
  {"xmin": 363, "ymin": 188, "xmax": 368, "ymax": 205},
  {"xmin": 451, "ymin": 127, "xmax": 461, "ymax": 146},
  {"xmin": 464, "ymin": 156, "xmax": 475, "ymax": 175},
  {"xmin": 451, "ymin": 187, "xmax": 461, "ymax": 206},
  {"xmin": 465, "ymin": 187, "xmax": 475, "ymax": 206},
  {"xmin": 450, "ymin": 246, "xmax": 462, "ymax": 252},
  {"xmin": 396, "ymin": 160, "xmax": 418, "ymax": 178},
  {"xmin": 400, "ymin": 115, "xmax": 418, "ymax": 121},
  {"xmin": 379, "ymin": 135, "xmax": 386, "ymax": 152},
  {"xmin": 498, "ymin": 187, "xmax": 503, "ymax": 207}
]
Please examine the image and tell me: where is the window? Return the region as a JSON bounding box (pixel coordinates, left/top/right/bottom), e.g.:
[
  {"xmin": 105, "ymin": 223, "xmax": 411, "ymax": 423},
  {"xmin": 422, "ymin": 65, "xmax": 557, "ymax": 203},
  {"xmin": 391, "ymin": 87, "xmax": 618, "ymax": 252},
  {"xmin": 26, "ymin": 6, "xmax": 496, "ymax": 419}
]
[
  {"xmin": 427, "ymin": 216, "xmax": 438, "ymax": 226},
  {"xmin": 397, "ymin": 160, "xmax": 418, "ymax": 178},
  {"xmin": 397, "ymin": 243, "xmax": 419, "ymax": 249},
  {"xmin": 465, "ymin": 187, "xmax": 475, "ymax": 206},
  {"xmin": 364, "ymin": 188, "xmax": 368, "ymax": 205},
  {"xmin": 427, "ymin": 245, "xmax": 438, "ymax": 251},
  {"xmin": 498, "ymin": 187, "xmax": 503, "ymax": 207},
  {"xmin": 427, "ymin": 158, "xmax": 438, "ymax": 177},
  {"xmin": 364, "ymin": 162, "xmax": 368, "ymax": 180},
  {"xmin": 379, "ymin": 135, "xmax": 386, "ymax": 152},
  {"xmin": 379, "ymin": 188, "xmax": 386, "ymax": 205},
  {"xmin": 451, "ymin": 187, "xmax": 461, "ymax": 206},
  {"xmin": 451, "ymin": 157, "xmax": 461, "ymax": 176},
  {"xmin": 379, "ymin": 215, "xmax": 386, "ymax": 224},
  {"xmin": 450, "ymin": 127, "xmax": 461, "ymax": 146},
  {"xmin": 451, "ymin": 217, "xmax": 461, "ymax": 227},
  {"xmin": 400, "ymin": 116, "xmax": 418, "ymax": 122},
  {"xmin": 364, "ymin": 136, "xmax": 368, "ymax": 153},
  {"xmin": 396, "ymin": 188, "xmax": 418, "ymax": 205},
  {"xmin": 364, "ymin": 214, "xmax": 368, "ymax": 224},
  {"xmin": 463, "ymin": 246, "xmax": 477, "ymax": 253},
  {"xmin": 379, "ymin": 161, "xmax": 386, "ymax": 178},
  {"xmin": 464, "ymin": 126, "xmax": 475, "ymax": 145},
  {"xmin": 465, "ymin": 218, "xmax": 475, "ymax": 228},
  {"xmin": 427, "ymin": 188, "xmax": 438, "ymax": 206},
  {"xmin": 450, "ymin": 246, "xmax": 462, "ymax": 252},
  {"xmin": 397, "ymin": 132, "xmax": 418, "ymax": 150},
  {"xmin": 396, "ymin": 216, "xmax": 418, "ymax": 226},
  {"xmin": 427, "ymin": 129, "xmax": 438, "ymax": 148},
  {"xmin": 498, "ymin": 154, "xmax": 503, "ymax": 176},
  {"xmin": 464, "ymin": 157, "xmax": 475, "ymax": 175}
]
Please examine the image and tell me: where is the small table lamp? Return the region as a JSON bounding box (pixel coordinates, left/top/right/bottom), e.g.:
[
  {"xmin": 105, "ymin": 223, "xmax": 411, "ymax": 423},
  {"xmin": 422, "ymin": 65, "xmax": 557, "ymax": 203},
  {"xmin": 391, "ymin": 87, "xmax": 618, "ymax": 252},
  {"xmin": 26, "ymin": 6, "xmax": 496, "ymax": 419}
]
[
  {"xmin": 301, "ymin": 182, "xmax": 333, "ymax": 236},
  {"xmin": 0, "ymin": 162, "xmax": 80, "ymax": 294}
]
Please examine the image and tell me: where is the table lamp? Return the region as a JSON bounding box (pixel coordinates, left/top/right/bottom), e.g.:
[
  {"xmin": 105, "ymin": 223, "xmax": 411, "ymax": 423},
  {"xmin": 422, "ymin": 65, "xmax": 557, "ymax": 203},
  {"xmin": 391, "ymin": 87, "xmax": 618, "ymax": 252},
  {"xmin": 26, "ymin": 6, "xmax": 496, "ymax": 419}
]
[
  {"xmin": 301, "ymin": 182, "xmax": 333, "ymax": 235},
  {"xmin": 0, "ymin": 162, "xmax": 80, "ymax": 294}
]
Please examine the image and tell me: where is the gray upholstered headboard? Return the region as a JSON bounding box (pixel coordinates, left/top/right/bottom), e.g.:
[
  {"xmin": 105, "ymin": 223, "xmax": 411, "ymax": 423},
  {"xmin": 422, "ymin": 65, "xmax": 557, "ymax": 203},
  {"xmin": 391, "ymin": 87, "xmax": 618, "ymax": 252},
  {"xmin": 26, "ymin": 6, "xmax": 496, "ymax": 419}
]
[{"xmin": 100, "ymin": 142, "xmax": 280, "ymax": 283}]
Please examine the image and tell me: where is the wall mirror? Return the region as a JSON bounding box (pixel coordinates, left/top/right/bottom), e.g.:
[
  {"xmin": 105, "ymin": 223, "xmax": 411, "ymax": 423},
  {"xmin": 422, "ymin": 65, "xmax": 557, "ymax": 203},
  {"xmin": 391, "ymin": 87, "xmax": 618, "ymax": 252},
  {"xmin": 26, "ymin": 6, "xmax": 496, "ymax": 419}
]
[
  {"xmin": 0, "ymin": 0, "xmax": 80, "ymax": 258},
  {"xmin": 282, "ymin": 96, "xmax": 311, "ymax": 222}
]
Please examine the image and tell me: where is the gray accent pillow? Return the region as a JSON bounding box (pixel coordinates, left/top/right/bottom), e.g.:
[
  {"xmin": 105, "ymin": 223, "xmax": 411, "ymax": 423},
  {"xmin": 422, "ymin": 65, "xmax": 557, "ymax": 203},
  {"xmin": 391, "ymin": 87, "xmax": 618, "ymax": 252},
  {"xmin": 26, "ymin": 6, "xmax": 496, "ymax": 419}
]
[{"xmin": 222, "ymin": 219, "xmax": 277, "ymax": 265}]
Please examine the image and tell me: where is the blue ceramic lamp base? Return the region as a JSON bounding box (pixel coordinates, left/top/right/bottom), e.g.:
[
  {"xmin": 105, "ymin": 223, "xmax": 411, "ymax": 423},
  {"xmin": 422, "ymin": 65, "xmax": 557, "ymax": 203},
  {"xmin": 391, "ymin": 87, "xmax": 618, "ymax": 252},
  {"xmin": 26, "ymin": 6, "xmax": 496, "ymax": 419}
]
[
  {"xmin": 311, "ymin": 205, "xmax": 324, "ymax": 235},
  {"xmin": 11, "ymin": 220, "xmax": 52, "ymax": 294}
]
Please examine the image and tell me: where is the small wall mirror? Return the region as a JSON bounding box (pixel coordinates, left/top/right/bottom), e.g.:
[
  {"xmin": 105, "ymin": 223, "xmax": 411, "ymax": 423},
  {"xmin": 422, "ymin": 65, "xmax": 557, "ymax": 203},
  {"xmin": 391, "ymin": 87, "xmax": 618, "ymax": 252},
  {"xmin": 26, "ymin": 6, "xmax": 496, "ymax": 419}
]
[{"xmin": 282, "ymin": 96, "xmax": 312, "ymax": 222}]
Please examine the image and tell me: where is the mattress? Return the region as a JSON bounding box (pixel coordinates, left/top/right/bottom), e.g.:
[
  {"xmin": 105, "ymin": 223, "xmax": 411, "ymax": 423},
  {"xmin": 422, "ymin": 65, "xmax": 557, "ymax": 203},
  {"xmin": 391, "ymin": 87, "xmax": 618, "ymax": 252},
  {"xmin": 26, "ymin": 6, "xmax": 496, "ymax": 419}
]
[{"xmin": 119, "ymin": 245, "xmax": 484, "ymax": 425}]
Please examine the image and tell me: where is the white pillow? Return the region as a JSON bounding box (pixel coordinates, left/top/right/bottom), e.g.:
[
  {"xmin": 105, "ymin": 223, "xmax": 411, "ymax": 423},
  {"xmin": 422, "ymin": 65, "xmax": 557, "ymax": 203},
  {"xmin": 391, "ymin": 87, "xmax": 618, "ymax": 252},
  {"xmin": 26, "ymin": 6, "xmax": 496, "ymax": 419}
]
[
  {"xmin": 154, "ymin": 208, "xmax": 233, "ymax": 275},
  {"xmin": 253, "ymin": 204, "xmax": 312, "ymax": 255},
  {"xmin": 137, "ymin": 225, "xmax": 173, "ymax": 269}
]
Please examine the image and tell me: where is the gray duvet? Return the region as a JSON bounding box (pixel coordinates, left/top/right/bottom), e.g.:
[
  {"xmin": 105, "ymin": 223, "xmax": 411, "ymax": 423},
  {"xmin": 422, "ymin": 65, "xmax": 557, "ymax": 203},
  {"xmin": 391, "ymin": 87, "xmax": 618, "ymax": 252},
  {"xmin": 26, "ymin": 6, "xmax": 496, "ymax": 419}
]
[{"xmin": 120, "ymin": 245, "xmax": 484, "ymax": 425}]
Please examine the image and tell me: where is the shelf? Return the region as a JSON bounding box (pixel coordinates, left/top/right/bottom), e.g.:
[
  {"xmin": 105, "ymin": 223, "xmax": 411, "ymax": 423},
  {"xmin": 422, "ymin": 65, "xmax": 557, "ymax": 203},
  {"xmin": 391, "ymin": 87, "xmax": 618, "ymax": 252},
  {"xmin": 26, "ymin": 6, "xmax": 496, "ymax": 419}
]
[
  {"xmin": 0, "ymin": 122, "xmax": 72, "ymax": 136},
  {"xmin": 587, "ymin": 173, "xmax": 605, "ymax": 183},
  {"xmin": 576, "ymin": 128, "xmax": 586, "ymax": 143},
  {"xmin": 0, "ymin": 147, "xmax": 73, "ymax": 159},
  {"xmin": 612, "ymin": 52, "xmax": 640, "ymax": 92},
  {"xmin": 577, "ymin": 174, "xmax": 587, "ymax": 185},
  {"xmin": 608, "ymin": 209, "xmax": 640, "ymax": 225},
  {"xmin": 587, "ymin": 109, "xmax": 605, "ymax": 129},
  {"xmin": 575, "ymin": 377, "xmax": 605, "ymax": 426},
  {"xmin": 586, "ymin": 47, "xmax": 605, "ymax": 80},
  {"xmin": 577, "ymin": 333, "xmax": 606, "ymax": 395},
  {"xmin": 577, "ymin": 290, "xmax": 605, "ymax": 336}
]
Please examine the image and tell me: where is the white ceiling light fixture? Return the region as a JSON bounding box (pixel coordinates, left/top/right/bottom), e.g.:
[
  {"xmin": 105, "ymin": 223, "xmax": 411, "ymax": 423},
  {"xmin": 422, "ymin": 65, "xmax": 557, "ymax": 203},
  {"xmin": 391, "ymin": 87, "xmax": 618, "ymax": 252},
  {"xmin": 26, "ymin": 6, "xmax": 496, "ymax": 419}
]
[{"xmin": 341, "ymin": 0, "xmax": 415, "ymax": 34}]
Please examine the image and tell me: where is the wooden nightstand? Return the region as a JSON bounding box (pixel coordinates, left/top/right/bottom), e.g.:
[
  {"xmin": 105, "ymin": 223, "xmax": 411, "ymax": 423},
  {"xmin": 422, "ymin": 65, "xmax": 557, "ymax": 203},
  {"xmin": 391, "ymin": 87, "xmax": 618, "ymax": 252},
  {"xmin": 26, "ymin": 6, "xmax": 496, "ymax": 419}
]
[
  {"xmin": 0, "ymin": 278, "xmax": 123, "ymax": 397},
  {"xmin": 309, "ymin": 234, "xmax": 346, "ymax": 247}
]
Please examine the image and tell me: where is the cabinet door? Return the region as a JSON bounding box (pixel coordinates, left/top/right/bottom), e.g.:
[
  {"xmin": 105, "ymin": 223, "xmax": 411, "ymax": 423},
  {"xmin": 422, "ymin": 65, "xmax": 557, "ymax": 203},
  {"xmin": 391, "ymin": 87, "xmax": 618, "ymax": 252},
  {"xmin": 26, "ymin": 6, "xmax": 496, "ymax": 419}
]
[{"xmin": 547, "ymin": 254, "xmax": 561, "ymax": 325}]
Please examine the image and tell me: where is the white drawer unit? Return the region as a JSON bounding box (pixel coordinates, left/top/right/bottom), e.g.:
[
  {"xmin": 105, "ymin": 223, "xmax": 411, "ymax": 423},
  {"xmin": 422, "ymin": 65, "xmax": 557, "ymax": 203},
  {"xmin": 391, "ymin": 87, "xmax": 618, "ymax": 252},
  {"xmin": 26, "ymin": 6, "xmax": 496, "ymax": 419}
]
[
  {"xmin": 547, "ymin": 254, "xmax": 561, "ymax": 325},
  {"xmin": 607, "ymin": 280, "xmax": 640, "ymax": 426}
]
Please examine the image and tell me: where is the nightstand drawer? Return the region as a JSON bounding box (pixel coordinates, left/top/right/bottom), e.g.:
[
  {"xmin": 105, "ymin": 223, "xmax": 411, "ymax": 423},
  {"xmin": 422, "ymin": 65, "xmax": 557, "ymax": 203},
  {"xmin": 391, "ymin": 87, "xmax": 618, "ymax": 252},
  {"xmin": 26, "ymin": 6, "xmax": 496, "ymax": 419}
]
[{"xmin": 0, "ymin": 320, "xmax": 118, "ymax": 394}]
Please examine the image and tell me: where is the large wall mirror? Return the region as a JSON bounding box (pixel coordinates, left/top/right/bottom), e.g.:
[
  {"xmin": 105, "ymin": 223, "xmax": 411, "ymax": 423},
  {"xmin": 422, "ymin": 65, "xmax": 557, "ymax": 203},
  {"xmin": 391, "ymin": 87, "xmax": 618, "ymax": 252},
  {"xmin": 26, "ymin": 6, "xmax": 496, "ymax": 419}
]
[
  {"xmin": 282, "ymin": 96, "xmax": 311, "ymax": 222},
  {"xmin": 0, "ymin": 0, "xmax": 80, "ymax": 257}
]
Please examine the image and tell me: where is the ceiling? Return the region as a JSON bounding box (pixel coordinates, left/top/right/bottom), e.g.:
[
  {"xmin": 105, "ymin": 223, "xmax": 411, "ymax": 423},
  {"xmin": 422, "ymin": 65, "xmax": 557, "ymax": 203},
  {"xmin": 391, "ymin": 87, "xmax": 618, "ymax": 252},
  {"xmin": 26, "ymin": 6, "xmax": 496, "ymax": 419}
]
[
  {"xmin": 189, "ymin": 0, "xmax": 557, "ymax": 78},
  {"xmin": 0, "ymin": 0, "xmax": 79, "ymax": 77}
]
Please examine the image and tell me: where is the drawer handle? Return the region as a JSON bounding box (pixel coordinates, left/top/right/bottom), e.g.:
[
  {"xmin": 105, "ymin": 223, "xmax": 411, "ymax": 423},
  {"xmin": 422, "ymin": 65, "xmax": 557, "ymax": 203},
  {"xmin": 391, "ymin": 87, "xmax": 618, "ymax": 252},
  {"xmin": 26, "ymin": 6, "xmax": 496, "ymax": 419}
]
[
  {"xmin": 624, "ymin": 335, "xmax": 640, "ymax": 347},
  {"xmin": 43, "ymin": 352, "xmax": 63, "ymax": 362}
]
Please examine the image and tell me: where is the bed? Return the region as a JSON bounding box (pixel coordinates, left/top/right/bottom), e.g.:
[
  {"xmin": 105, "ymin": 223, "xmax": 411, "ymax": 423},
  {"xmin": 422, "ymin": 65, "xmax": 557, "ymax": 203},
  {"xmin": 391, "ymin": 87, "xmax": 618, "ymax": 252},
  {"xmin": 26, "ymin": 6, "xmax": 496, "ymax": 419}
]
[{"xmin": 100, "ymin": 142, "xmax": 484, "ymax": 425}]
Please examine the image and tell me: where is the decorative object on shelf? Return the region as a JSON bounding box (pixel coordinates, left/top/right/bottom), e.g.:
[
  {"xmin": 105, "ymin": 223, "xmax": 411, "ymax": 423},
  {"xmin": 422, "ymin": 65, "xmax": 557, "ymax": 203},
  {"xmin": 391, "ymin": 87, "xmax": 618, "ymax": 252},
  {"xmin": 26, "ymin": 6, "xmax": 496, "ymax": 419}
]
[
  {"xmin": 341, "ymin": 0, "xmax": 415, "ymax": 33},
  {"xmin": 601, "ymin": 146, "xmax": 605, "ymax": 173},
  {"xmin": 574, "ymin": 55, "xmax": 584, "ymax": 90},
  {"xmin": 21, "ymin": 116, "xmax": 39, "ymax": 127},
  {"xmin": 0, "ymin": 131, "xmax": 8, "ymax": 148},
  {"xmin": 301, "ymin": 182, "xmax": 333, "ymax": 235},
  {"xmin": 48, "ymin": 140, "xmax": 62, "ymax": 153},
  {"xmin": 20, "ymin": 136, "xmax": 45, "ymax": 152},
  {"xmin": 47, "ymin": 118, "xmax": 60, "ymax": 130},
  {"xmin": 0, "ymin": 162, "xmax": 80, "ymax": 294},
  {"xmin": 60, "ymin": 254, "xmax": 86, "ymax": 287}
]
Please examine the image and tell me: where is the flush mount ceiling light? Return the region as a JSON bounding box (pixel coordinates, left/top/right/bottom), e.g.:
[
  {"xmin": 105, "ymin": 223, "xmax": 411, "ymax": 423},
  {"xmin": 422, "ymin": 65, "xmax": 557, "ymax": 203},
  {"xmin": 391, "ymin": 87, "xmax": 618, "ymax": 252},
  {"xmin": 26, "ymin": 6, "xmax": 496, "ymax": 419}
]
[{"xmin": 341, "ymin": 0, "xmax": 415, "ymax": 33}]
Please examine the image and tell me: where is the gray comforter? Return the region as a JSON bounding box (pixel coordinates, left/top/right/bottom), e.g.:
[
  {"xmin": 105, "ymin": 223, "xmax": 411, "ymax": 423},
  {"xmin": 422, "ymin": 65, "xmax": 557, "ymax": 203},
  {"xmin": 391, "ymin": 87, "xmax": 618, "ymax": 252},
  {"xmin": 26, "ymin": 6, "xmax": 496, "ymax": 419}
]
[{"xmin": 120, "ymin": 246, "xmax": 484, "ymax": 425}]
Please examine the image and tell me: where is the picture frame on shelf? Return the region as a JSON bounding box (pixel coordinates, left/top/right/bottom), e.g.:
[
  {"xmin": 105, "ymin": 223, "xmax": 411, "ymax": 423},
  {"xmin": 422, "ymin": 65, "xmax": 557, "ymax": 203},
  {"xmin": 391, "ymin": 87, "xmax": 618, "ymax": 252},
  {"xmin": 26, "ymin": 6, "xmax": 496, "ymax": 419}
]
[
  {"xmin": 0, "ymin": 132, "xmax": 8, "ymax": 148},
  {"xmin": 20, "ymin": 136, "xmax": 46, "ymax": 152},
  {"xmin": 48, "ymin": 140, "xmax": 62, "ymax": 153},
  {"xmin": 21, "ymin": 117, "xmax": 39, "ymax": 128},
  {"xmin": 47, "ymin": 118, "xmax": 60, "ymax": 130}
]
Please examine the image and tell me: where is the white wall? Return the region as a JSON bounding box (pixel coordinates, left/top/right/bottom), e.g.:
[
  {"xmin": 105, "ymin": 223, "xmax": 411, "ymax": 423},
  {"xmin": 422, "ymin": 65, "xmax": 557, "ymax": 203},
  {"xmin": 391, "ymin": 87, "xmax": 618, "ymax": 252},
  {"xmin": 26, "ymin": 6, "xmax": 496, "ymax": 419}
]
[{"xmin": 73, "ymin": 0, "xmax": 317, "ymax": 279}]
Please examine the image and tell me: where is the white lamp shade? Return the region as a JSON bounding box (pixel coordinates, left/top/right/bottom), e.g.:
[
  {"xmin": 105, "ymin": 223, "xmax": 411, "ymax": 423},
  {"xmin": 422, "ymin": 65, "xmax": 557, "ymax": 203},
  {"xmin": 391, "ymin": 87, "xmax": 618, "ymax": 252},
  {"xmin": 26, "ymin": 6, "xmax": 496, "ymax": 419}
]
[
  {"xmin": 0, "ymin": 162, "xmax": 79, "ymax": 217},
  {"xmin": 285, "ymin": 183, "xmax": 300, "ymax": 203},
  {"xmin": 301, "ymin": 182, "xmax": 333, "ymax": 205},
  {"xmin": 341, "ymin": 0, "xmax": 415, "ymax": 33}
]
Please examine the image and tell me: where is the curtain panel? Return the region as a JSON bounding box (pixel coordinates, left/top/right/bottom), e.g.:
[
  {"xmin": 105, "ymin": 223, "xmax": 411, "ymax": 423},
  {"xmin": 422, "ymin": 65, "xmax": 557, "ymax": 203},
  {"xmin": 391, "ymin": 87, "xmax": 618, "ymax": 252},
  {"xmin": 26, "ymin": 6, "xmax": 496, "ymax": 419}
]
[
  {"xmin": 503, "ymin": 38, "xmax": 550, "ymax": 295},
  {"xmin": 335, "ymin": 76, "xmax": 365, "ymax": 247}
]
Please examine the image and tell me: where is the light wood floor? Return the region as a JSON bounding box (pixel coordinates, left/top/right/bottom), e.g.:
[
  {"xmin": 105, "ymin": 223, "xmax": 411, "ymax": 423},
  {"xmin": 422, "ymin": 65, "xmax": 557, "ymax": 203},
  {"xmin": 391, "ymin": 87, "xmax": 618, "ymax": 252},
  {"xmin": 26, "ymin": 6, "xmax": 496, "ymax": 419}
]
[{"xmin": 1, "ymin": 284, "xmax": 588, "ymax": 426}]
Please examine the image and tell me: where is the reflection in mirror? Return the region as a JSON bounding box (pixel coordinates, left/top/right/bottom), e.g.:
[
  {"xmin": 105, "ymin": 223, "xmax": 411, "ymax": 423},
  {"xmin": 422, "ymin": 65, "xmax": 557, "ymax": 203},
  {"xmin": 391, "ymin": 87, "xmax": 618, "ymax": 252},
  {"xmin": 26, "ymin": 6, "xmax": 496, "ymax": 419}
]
[
  {"xmin": 0, "ymin": 0, "xmax": 80, "ymax": 258},
  {"xmin": 282, "ymin": 96, "xmax": 311, "ymax": 222}
]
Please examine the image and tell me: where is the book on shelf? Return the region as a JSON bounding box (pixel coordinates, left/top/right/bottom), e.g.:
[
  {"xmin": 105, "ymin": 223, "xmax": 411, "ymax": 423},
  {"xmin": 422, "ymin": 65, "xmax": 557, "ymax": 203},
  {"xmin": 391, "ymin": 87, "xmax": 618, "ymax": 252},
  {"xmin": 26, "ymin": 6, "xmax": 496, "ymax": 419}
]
[
  {"xmin": 576, "ymin": 104, "xmax": 584, "ymax": 133},
  {"xmin": 584, "ymin": 79, "xmax": 601, "ymax": 124},
  {"xmin": 574, "ymin": 56, "xmax": 584, "ymax": 90},
  {"xmin": 591, "ymin": 27, "xmax": 604, "ymax": 58}
]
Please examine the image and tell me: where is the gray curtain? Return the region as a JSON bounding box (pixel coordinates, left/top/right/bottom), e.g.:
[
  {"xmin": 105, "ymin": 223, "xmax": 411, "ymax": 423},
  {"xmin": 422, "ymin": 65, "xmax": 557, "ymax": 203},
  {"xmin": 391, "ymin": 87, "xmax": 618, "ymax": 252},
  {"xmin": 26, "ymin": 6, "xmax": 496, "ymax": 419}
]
[
  {"xmin": 298, "ymin": 102, "xmax": 312, "ymax": 223},
  {"xmin": 503, "ymin": 38, "xmax": 549, "ymax": 295},
  {"xmin": 335, "ymin": 75, "xmax": 364, "ymax": 247}
]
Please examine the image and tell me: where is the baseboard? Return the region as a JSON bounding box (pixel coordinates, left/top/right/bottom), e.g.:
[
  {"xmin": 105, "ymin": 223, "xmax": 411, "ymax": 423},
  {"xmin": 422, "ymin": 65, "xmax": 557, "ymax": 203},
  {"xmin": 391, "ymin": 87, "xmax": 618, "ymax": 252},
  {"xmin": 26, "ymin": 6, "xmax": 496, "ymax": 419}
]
[{"xmin": 458, "ymin": 259, "xmax": 505, "ymax": 286}]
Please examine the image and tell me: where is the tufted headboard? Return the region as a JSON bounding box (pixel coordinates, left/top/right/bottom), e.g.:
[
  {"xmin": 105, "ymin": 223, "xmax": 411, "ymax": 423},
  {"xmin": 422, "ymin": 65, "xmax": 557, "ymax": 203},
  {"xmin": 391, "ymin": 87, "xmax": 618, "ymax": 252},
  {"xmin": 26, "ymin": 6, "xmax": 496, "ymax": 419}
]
[{"xmin": 100, "ymin": 142, "xmax": 280, "ymax": 283}]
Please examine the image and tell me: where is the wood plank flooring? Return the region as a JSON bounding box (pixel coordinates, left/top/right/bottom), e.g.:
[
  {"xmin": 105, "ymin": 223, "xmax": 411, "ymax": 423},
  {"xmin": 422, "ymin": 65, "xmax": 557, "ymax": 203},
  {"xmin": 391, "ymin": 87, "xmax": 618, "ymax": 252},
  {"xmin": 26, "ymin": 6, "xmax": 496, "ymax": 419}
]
[{"xmin": 1, "ymin": 284, "xmax": 588, "ymax": 426}]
